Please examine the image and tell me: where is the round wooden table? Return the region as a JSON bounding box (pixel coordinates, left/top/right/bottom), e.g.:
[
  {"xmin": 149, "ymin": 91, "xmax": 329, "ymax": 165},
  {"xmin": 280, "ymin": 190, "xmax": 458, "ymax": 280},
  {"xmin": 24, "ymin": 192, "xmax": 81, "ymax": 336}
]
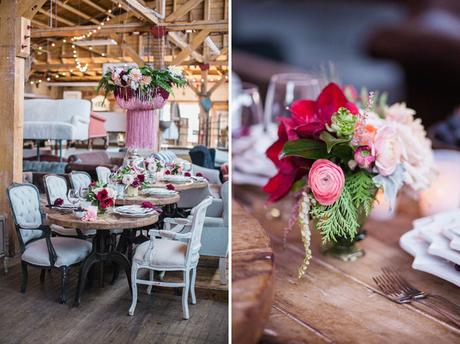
[
  {"xmin": 114, "ymin": 193, "xmax": 180, "ymax": 206},
  {"xmin": 147, "ymin": 180, "xmax": 208, "ymax": 192},
  {"xmin": 47, "ymin": 210, "xmax": 159, "ymax": 306}
]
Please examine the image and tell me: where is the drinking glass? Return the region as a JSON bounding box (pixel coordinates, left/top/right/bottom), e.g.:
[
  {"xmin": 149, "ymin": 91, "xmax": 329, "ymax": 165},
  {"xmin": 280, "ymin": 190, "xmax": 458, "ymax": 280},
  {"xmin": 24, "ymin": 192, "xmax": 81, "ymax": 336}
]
[
  {"xmin": 67, "ymin": 189, "xmax": 79, "ymax": 207},
  {"xmin": 233, "ymin": 82, "xmax": 264, "ymax": 137},
  {"xmin": 264, "ymin": 73, "xmax": 322, "ymax": 126}
]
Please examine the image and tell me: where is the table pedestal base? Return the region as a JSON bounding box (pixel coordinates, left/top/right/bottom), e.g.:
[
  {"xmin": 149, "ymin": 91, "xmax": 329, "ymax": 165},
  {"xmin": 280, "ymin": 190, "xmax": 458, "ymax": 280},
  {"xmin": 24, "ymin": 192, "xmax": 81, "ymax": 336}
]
[{"xmin": 74, "ymin": 230, "xmax": 132, "ymax": 307}]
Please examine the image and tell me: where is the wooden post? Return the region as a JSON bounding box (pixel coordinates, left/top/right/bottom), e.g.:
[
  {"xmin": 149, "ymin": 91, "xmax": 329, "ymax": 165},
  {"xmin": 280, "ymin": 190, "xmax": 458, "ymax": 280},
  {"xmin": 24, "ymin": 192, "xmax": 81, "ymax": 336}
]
[{"xmin": 0, "ymin": 2, "xmax": 27, "ymax": 255}]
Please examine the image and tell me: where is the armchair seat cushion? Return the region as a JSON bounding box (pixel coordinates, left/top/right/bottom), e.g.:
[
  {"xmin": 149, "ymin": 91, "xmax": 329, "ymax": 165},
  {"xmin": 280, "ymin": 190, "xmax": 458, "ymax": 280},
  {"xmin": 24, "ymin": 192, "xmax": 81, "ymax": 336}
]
[
  {"xmin": 204, "ymin": 217, "xmax": 225, "ymax": 228},
  {"xmin": 133, "ymin": 239, "xmax": 188, "ymax": 269},
  {"xmin": 22, "ymin": 237, "xmax": 92, "ymax": 267}
]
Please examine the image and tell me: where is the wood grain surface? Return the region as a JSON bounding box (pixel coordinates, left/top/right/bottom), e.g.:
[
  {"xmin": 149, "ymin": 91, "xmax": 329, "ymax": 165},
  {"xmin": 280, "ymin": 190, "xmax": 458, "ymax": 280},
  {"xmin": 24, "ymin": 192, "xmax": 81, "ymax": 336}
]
[
  {"xmin": 232, "ymin": 202, "xmax": 275, "ymax": 344},
  {"xmin": 148, "ymin": 181, "xmax": 209, "ymax": 191},
  {"xmin": 46, "ymin": 210, "xmax": 159, "ymax": 231},
  {"xmin": 115, "ymin": 193, "xmax": 180, "ymax": 206},
  {"xmin": 234, "ymin": 186, "xmax": 460, "ymax": 344}
]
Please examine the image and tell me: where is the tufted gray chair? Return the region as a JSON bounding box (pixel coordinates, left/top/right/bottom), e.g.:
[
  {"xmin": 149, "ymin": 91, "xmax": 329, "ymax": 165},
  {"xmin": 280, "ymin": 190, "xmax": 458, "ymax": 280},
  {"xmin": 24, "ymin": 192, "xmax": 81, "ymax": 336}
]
[
  {"xmin": 129, "ymin": 197, "xmax": 212, "ymax": 319},
  {"xmin": 43, "ymin": 174, "xmax": 96, "ymax": 238},
  {"xmin": 7, "ymin": 183, "xmax": 92, "ymax": 304},
  {"xmin": 69, "ymin": 171, "xmax": 92, "ymax": 193},
  {"xmin": 96, "ymin": 166, "xmax": 111, "ymax": 185}
]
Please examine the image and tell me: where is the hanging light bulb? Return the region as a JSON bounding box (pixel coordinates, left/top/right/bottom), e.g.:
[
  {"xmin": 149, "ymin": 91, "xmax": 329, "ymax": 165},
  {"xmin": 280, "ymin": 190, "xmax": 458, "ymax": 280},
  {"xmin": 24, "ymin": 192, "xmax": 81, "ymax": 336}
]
[{"xmin": 63, "ymin": 39, "xmax": 67, "ymax": 43}]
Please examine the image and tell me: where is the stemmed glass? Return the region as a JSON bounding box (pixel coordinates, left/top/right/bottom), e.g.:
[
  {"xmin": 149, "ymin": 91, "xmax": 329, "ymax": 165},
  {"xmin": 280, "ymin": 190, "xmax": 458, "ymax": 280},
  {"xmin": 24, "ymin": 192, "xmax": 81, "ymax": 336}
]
[
  {"xmin": 264, "ymin": 73, "xmax": 322, "ymax": 127},
  {"xmin": 78, "ymin": 187, "xmax": 89, "ymax": 209},
  {"xmin": 67, "ymin": 189, "xmax": 79, "ymax": 208},
  {"xmin": 233, "ymin": 82, "xmax": 264, "ymax": 137}
]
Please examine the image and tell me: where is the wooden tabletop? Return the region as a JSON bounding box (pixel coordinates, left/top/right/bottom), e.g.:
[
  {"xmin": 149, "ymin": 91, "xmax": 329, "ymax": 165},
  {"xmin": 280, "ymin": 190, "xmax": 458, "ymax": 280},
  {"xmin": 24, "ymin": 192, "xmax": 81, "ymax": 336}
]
[
  {"xmin": 232, "ymin": 202, "xmax": 274, "ymax": 344},
  {"xmin": 115, "ymin": 193, "xmax": 180, "ymax": 206},
  {"xmin": 234, "ymin": 186, "xmax": 460, "ymax": 343},
  {"xmin": 147, "ymin": 180, "xmax": 208, "ymax": 191},
  {"xmin": 46, "ymin": 210, "xmax": 159, "ymax": 231}
]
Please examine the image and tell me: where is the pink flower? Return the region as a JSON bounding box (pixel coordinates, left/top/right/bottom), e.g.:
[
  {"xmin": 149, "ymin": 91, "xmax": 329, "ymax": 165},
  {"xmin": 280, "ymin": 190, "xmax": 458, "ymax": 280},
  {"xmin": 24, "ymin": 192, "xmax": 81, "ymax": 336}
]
[
  {"xmin": 374, "ymin": 125, "xmax": 402, "ymax": 176},
  {"xmin": 354, "ymin": 146, "xmax": 375, "ymax": 169},
  {"xmin": 128, "ymin": 68, "xmax": 143, "ymax": 82},
  {"xmin": 308, "ymin": 159, "xmax": 345, "ymax": 206}
]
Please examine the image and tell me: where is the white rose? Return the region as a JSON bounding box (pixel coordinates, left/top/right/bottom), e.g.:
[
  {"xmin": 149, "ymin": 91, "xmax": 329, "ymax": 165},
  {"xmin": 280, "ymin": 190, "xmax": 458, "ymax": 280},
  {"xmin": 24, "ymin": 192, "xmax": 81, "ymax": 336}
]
[{"xmin": 122, "ymin": 174, "xmax": 134, "ymax": 186}]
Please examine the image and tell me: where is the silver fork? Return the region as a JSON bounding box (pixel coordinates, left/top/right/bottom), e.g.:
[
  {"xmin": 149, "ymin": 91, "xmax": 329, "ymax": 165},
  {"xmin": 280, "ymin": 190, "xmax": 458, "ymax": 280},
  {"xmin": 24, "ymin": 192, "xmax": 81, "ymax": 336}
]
[{"xmin": 373, "ymin": 267, "xmax": 460, "ymax": 327}]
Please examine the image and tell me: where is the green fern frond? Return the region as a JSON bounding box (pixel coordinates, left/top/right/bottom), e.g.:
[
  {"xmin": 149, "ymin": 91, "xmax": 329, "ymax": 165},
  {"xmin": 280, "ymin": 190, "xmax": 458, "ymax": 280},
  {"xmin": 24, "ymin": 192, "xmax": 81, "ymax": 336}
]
[{"xmin": 346, "ymin": 171, "xmax": 377, "ymax": 216}]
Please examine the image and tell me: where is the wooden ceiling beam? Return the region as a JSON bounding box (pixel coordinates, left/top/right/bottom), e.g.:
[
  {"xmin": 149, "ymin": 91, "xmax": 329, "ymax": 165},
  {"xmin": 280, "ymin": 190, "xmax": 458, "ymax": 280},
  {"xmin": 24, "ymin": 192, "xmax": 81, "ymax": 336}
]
[
  {"xmin": 119, "ymin": 0, "xmax": 159, "ymax": 24},
  {"xmin": 37, "ymin": 8, "xmax": 76, "ymax": 26},
  {"xmin": 55, "ymin": 1, "xmax": 100, "ymax": 25},
  {"xmin": 165, "ymin": 0, "xmax": 204, "ymax": 22},
  {"xmin": 31, "ymin": 19, "xmax": 49, "ymax": 29},
  {"xmin": 172, "ymin": 29, "xmax": 210, "ymax": 65},
  {"xmin": 159, "ymin": 20, "xmax": 227, "ymax": 32},
  {"xmin": 81, "ymin": 0, "xmax": 115, "ymax": 18},
  {"xmin": 32, "ymin": 23, "xmax": 150, "ymax": 38},
  {"xmin": 19, "ymin": 0, "xmax": 48, "ymax": 19},
  {"xmin": 109, "ymin": 34, "xmax": 145, "ymax": 66}
]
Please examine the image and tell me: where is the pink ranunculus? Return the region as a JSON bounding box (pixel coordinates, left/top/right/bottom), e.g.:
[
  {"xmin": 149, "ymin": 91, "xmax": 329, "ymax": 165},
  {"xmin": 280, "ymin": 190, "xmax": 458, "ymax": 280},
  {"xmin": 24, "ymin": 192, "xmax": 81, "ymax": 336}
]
[
  {"xmin": 308, "ymin": 159, "xmax": 345, "ymax": 206},
  {"xmin": 374, "ymin": 125, "xmax": 402, "ymax": 176},
  {"xmin": 354, "ymin": 146, "xmax": 376, "ymax": 169}
]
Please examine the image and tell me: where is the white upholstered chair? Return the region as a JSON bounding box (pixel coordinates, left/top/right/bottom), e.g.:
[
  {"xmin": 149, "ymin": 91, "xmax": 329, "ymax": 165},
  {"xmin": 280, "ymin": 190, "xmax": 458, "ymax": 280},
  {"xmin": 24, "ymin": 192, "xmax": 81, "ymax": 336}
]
[
  {"xmin": 43, "ymin": 174, "xmax": 96, "ymax": 238},
  {"xmin": 129, "ymin": 197, "xmax": 212, "ymax": 319},
  {"xmin": 96, "ymin": 166, "xmax": 112, "ymax": 185},
  {"xmin": 69, "ymin": 171, "xmax": 92, "ymax": 192},
  {"xmin": 200, "ymin": 181, "xmax": 229, "ymax": 284},
  {"xmin": 7, "ymin": 183, "xmax": 92, "ymax": 304}
]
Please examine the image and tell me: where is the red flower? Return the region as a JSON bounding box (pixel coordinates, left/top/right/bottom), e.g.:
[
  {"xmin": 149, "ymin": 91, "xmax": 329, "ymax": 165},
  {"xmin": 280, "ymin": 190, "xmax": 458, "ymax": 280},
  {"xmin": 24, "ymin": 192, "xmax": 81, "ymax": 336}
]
[
  {"xmin": 96, "ymin": 189, "xmax": 108, "ymax": 201},
  {"xmin": 100, "ymin": 198, "xmax": 113, "ymax": 209},
  {"xmin": 90, "ymin": 181, "xmax": 97, "ymax": 187},
  {"xmin": 141, "ymin": 201, "xmax": 154, "ymax": 208},
  {"xmin": 165, "ymin": 170, "xmax": 171, "ymax": 175},
  {"xmin": 263, "ymin": 121, "xmax": 310, "ymax": 203},
  {"xmin": 286, "ymin": 83, "xmax": 359, "ymax": 139},
  {"xmin": 166, "ymin": 183, "xmax": 175, "ymax": 191},
  {"xmin": 196, "ymin": 172, "xmax": 203, "ymax": 177},
  {"xmin": 53, "ymin": 198, "xmax": 64, "ymax": 206},
  {"xmin": 131, "ymin": 178, "xmax": 140, "ymax": 188},
  {"xmin": 137, "ymin": 174, "xmax": 145, "ymax": 183},
  {"xmin": 184, "ymin": 172, "xmax": 191, "ymax": 177}
]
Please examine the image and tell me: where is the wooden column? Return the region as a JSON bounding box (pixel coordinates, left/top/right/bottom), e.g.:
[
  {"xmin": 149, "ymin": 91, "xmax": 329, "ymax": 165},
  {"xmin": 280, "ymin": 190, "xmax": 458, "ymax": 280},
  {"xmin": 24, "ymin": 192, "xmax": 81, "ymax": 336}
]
[{"xmin": 0, "ymin": 2, "xmax": 26, "ymax": 255}]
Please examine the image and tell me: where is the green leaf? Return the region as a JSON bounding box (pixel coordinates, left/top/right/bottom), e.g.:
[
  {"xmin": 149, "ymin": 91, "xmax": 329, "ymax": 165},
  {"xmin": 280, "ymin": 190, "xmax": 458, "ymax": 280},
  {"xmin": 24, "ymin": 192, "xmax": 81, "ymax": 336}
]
[
  {"xmin": 331, "ymin": 143, "xmax": 354, "ymax": 162},
  {"xmin": 291, "ymin": 178, "xmax": 306, "ymax": 193},
  {"xmin": 281, "ymin": 139, "xmax": 328, "ymax": 160},
  {"xmin": 319, "ymin": 131, "xmax": 350, "ymax": 153}
]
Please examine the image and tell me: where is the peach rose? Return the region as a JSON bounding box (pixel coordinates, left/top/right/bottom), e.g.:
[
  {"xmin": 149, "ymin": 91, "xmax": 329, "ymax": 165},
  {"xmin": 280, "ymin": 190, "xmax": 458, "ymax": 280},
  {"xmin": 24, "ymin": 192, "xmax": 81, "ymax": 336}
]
[
  {"xmin": 374, "ymin": 125, "xmax": 402, "ymax": 176},
  {"xmin": 308, "ymin": 159, "xmax": 345, "ymax": 206}
]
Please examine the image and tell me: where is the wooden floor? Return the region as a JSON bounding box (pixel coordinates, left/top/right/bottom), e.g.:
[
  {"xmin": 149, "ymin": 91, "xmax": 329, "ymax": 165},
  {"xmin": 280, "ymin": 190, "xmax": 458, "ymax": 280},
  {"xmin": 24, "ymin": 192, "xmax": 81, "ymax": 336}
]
[{"xmin": 0, "ymin": 258, "xmax": 228, "ymax": 344}]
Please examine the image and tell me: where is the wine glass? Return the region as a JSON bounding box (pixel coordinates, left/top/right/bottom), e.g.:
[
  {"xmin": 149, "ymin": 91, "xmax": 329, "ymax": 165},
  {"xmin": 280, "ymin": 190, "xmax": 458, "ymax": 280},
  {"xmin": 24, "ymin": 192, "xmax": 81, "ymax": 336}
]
[
  {"xmin": 264, "ymin": 73, "xmax": 322, "ymax": 127},
  {"xmin": 67, "ymin": 189, "xmax": 79, "ymax": 207},
  {"xmin": 233, "ymin": 82, "xmax": 264, "ymax": 137}
]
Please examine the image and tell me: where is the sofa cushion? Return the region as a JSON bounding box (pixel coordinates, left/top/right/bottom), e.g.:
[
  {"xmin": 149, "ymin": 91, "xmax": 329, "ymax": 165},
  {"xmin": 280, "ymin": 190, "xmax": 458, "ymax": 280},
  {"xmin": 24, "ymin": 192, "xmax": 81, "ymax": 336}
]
[
  {"xmin": 23, "ymin": 161, "xmax": 67, "ymax": 174},
  {"xmin": 24, "ymin": 121, "xmax": 75, "ymax": 140}
]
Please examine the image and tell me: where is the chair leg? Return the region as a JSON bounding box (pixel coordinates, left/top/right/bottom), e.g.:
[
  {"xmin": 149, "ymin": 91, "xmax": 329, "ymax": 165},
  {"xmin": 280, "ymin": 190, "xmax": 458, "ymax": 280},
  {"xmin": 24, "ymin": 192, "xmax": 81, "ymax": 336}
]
[
  {"xmin": 40, "ymin": 269, "xmax": 46, "ymax": 283},
  {"xmin": 146, "ymin": 270, "xmax": 154, "ymax": 295},
  {"xmin": 128, "ymin": 262, "xmax": 139, "ymax": 316},
  {"xmin": 182, "ymin": 270, "xmax": 190, "ymax": 320},
  {"xmin": 219, "ymin": 257, "xmax": 227, "ymax": 285},
  {"xmin": 59, "ymin": 267, "xmax": 69, "ymax": 304},
  {"xmin": 20, "ymin": 261, "xmax": 28, "ymax": 294},
  {"xmin": 190, "ymin": 268, "xmax": 197, "ymax": 305}
]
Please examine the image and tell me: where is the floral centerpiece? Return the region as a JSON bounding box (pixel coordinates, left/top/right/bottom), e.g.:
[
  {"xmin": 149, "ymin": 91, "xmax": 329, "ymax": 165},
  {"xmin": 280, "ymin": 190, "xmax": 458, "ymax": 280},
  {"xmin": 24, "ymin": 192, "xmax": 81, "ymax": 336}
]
[
  {"xmin": 164, "ymin": 161, "xmax": 183, "ymax": 175},
  {"xmin": 264, "ymin": 83, "xmax": 435, "ymax": 277},
  {"xmin": 86, "ymin": 182, "xmax": 116, "ymax": 214},
  {"xmin": 97, "ymin": 65, "xmax": 186, "ymax": 149},
  {"xmin": 111, "ymin": 163, "xmax": 145, "ymax": 197}
]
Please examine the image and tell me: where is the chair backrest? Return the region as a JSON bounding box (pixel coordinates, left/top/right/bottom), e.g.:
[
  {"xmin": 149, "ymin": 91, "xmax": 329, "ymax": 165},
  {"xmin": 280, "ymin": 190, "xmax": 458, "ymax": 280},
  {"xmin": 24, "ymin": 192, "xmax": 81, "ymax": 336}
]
[
  {"xmin": 153, "ymin": 150, "xmax": 177, "ymax": 163},
  {"xmin": 221, "ymin": 182, "xmax": 229, "ymax": 225},
  {"xmin": 189, "ymin": 145, "xmax": 214, "ymax": 169},
  {"xmin": 185, "ymin": 197, "xmax": 213, "ymax": 267},
  {"xmin": 70, "ymin": 171, "xmax": 92, "ymax": 192},
  {"xmin": 43, "ymin": 174, "xmax": 68, "ymax": 205},
  {"xmin": 6, "ymin": 183, "xmax": 43, "ymax": 245},
  {"xmin": 96, "ymin": 166, "xmax": 111, "ymax": 185}
]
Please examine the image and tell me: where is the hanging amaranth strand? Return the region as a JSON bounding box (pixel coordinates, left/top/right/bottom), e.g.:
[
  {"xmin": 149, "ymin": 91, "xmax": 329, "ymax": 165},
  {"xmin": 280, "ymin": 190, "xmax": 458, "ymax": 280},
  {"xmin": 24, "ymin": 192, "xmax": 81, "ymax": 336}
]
[{"xmin": 298, "ymin": 191, "xmax": 312, "ymax": 279}]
